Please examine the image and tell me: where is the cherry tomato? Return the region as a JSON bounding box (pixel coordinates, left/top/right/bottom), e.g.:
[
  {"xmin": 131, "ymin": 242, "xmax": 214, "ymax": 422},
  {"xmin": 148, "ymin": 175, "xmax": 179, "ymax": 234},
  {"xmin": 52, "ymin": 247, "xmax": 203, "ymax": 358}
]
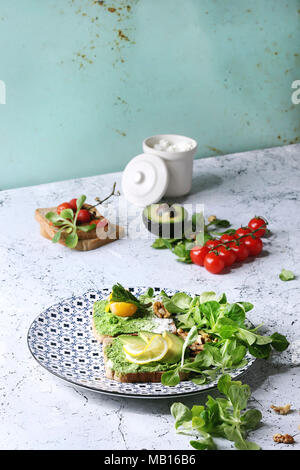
[
  {"xmin": 220, "ymin": 234, "xmax": 236, "ymax": 244},
  {"xmin": 57, "ymin": 202, "xmax": 72, "ymax": 215},
  {"xmin": 248, "ymin": 217, "xmax": 267, "ymax": 238},
  {"xmin": 230, "ymin": 242, "xmax": 249, "ymax": 262},
  {"xmin": 204, "ymin": 252, "xmax": 225, "ymax": 274},
  {"xmin": 217, "ymin": 246, "xmax": 237, "ymax": 267},
  {"xmin": 243, "ymin": 236, "xmax": 263, "ymax": 256},
  {"xmin": 205, "ymin": 240, "xmax": 220, "ymax": 250},
  {"xmin": 77, "ymin": 209, "xmax": 91, "ymax": 224},
  {"xmin": 235, "ymin": 227, "xmax": 252, "ymax": 239},
  {"xmin": 190, "ymin": 246, "xmax": 209, "ymax": 266},
  {"xmin": 89, "ymin": 219, "xmax": 98, "ymax": 227},
  {"xmin": 69, "ymin": 198, "xmax": 77, "ymax": 212}
]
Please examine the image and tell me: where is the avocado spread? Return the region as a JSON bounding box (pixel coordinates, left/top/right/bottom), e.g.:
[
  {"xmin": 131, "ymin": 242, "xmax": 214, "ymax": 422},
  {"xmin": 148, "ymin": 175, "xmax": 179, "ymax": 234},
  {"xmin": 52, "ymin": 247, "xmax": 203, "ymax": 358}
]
[
  {"xmin": 93, "ymin": 300, "xmax": 162, "ymax": 336},
  {"xmin": 105, "ymin": 337, "xmax": 172, "ymax": 374}
]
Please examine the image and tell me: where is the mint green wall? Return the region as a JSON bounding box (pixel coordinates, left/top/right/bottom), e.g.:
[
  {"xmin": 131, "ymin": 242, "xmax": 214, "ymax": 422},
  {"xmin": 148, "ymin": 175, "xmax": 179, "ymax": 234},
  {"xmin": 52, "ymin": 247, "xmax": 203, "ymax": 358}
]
[{"xmin": 0, "ymin": 0, "xmax": 299, "ymax": 190}]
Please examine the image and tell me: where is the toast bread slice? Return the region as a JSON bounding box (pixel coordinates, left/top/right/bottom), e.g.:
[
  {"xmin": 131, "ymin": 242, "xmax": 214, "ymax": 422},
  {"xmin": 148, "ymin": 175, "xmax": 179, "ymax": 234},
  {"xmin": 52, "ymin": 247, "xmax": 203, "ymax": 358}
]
[
  {"xmin": 92, "ymin": 313, "xmax": 111, "ymax": 344},
  {"xmin": 35, "ymin": 204, "xmax": 122, "ymax": 251},
  {"xmin": 102, "ymin": 337, "xmax": 188, "ymax": 383},
  {"xmin": 91, "ymin": 304, "xmax": 177, "ymax": 344}
]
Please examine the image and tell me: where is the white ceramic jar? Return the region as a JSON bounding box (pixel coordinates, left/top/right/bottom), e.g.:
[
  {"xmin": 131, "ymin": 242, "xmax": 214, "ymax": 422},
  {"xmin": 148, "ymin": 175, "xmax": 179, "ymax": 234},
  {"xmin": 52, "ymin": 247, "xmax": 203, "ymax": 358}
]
[
  {"xmin": 143, "ymin": 134, "xmax": 197, "ymax": 197},
  {"xmin": 122, "ymin": 134, "xmax": 197, "ymax": 206}
]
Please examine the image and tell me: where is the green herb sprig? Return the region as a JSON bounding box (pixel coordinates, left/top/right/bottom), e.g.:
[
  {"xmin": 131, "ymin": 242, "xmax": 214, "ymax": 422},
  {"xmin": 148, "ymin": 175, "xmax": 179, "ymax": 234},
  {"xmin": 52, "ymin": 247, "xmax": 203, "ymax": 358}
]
[
  {"xmin": 46, "ymin": 195, "xmax": 94, "ymax": 248},
  {"xmin": 171, "ymin": 374, "xmax": 262, "ymax": 450},
  {"xmin": 110, "ymin": 283, "xmax": 141, "ymax": 305},
  {"xmin": 110, "ymin": 283, "xmax": 152, "ymax": 312}
]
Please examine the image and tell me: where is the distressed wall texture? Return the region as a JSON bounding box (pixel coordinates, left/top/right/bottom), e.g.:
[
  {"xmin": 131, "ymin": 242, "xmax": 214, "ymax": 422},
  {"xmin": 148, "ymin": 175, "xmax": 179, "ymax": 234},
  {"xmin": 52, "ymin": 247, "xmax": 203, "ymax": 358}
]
[{"xmin": 0, "ymin": 0, "xmax": 299, "ymax": 189}]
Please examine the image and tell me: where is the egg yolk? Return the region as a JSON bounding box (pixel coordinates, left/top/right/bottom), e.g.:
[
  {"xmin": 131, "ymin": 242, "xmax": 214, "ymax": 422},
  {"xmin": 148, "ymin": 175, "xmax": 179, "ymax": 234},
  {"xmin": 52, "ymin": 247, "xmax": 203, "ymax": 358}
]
[{"xmin": 109, "ymin": 302, "xmax": 137, "ymax": 317}]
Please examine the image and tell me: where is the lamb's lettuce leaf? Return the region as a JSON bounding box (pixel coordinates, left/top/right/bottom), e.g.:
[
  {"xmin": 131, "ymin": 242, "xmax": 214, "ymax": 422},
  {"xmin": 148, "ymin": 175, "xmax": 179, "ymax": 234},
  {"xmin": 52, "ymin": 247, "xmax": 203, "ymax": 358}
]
[{"xmin": 171, "ymin": 374, "xmax": 262, "ymax": 451}]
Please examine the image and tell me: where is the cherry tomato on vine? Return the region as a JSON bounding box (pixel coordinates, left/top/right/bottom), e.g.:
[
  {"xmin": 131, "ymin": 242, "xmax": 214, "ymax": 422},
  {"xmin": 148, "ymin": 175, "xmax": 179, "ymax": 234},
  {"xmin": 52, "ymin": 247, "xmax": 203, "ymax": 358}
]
[
  {"xmin": 190, "ymin": 246, "xmax": 209, "ymax": 266},
  {"xmin": 57, "ymin": 202, "xmax": 72, "ymax": 215},
  {"xmin": 243, "ymin": 236, "xmax": 263, "ymax": 256},
  {"xmin": 205, "ymin": 239, "xmax": 219, "ymax": 250},
  {"xmin": 77, "ymin": 209, "xmax": 91, "ymax": 224},
  {"xmin": 230, "ymin": 242, "xmax": 249, "ymax": 262},
  {"xmin": 204, "ymin": 252, "xmax": 225, "ymax": 274},
  {"xmin": 248, "ymin": 217, "xmax": 267, "ymax": 238},
  {"xmin": 220, "ymin": 234, "xmax": 236, "ymax": 244},
  {"xmin": 69, "ymin": 198, "xmax": 78, "ymax": 212},
  {"xmin": 235, "ymin": 227, "xmax": 252, "ymax": 239},
  {"xmin": 217, "ymin": 246, "xmax": 237, "ymax": 267}
]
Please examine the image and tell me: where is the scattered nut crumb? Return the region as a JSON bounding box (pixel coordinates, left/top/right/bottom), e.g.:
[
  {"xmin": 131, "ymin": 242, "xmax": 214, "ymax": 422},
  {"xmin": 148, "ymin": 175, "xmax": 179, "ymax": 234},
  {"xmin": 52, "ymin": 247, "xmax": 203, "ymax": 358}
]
[
  {"xmin": 207, "ymin": 215, "xmax": 217, "ymax": 223},
  {"xmin": 273, "ymin": 433, "xmax": 295, "ymax": 444},
  {"xmin": 270, "ymin": 404, "xmax": 291, "ymax": 415}
]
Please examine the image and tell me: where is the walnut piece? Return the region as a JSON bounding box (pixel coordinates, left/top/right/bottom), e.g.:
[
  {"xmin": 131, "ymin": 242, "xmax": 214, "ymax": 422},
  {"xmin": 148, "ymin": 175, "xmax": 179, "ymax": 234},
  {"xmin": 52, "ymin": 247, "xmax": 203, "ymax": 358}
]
[
  {"xmin": 207, "ymin": 215, "xmax": 217, "ymax": 223},
  {"xmin": 273, "ymin": 433, "xmax": 295, "ymax": 444},
  {"xmin": 177, "ymin": 328, "xmax": 215, "ymax": 356},
  {"xmin": 153, "ymin": 301, "xmax": 171, "ymax": 319},
  {"xmin": 270, "ymin": 404, "xmax": 291, "ymax": 415}
]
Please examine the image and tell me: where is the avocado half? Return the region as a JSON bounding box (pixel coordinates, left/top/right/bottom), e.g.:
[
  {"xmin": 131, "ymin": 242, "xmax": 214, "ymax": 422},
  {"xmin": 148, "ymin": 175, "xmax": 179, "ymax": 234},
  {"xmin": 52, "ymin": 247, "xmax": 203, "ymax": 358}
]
[{"xmin": 142, "ymin": 203, "xmax": 187, "ymax": 238}]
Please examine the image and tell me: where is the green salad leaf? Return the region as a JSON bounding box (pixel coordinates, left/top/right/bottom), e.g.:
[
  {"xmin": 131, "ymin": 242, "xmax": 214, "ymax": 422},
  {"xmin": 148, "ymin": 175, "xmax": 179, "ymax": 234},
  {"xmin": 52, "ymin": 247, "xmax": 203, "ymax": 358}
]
[
  {"xmin": 139, "ymin": 287, "xmax": 154, "ymax": 304},
  {"xmin": 157, "ymin": 288, "xmax": 289, "ymax": 387},
  {"xmin": 171, "ymin": 374, "xmax": 262, "ymax": 450},
  {"xmin": 161, "ymin": 368, "xmax": 181, "ymax": 387},
  {"xmin": 151, "ymin": 213, "xmax": 234, "ymax": 260},
  {"xmin": 170, "ymin": 292, "xmax": 193, "ymax": 310},
  {"xmin": 180, "ymin": 326, "xmax": 198, "ymax": 367},
  {"xmin": 279, "ymin": 269, "xmax": 295, "ymax": 281}
]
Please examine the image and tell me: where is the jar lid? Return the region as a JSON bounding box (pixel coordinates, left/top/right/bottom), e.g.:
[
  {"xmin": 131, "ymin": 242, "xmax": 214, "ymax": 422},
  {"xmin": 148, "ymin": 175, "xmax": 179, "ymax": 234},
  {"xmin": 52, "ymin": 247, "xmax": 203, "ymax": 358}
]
[{"xmin": 122, "ymin": 153, "xmax": 169, "ymax": 206}]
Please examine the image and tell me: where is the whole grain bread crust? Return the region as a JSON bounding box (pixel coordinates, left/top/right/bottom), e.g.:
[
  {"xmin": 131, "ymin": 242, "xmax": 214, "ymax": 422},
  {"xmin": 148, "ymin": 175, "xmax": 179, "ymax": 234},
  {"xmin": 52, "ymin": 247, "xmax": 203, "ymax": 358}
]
[{"xmin": 35, "ymin": 204, "xmax": 122, "ymax": 251}]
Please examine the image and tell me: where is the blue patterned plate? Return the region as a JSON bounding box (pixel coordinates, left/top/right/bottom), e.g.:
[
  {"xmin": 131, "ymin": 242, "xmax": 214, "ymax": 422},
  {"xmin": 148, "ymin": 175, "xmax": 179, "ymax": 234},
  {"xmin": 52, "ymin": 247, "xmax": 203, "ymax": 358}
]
[{"xmin": 27, "ymin": 288, "xmax": 256, "ymax": 398}]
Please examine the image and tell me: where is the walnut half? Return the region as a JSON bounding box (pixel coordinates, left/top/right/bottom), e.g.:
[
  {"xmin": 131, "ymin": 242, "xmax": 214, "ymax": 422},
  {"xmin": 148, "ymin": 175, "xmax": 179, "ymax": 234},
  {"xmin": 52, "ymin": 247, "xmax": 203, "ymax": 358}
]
[
  {"xmin": 153, "ymin": 301, "xmax": 171, "ymax": 319},
  {"xmin": 270, "ymin": 404, "xmax": 291, "ymax": 415},
  {"xmin": 273, "ymin": 433, "xmax": 295, "ymax": 444}
]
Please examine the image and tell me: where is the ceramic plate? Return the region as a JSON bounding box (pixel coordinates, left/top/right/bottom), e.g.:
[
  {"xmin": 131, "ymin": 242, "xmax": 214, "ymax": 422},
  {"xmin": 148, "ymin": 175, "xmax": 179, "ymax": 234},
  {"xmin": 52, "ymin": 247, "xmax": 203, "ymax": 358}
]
[{"xmin": 27, "ymin": 287, "xmax": 256, "ymax": 398}]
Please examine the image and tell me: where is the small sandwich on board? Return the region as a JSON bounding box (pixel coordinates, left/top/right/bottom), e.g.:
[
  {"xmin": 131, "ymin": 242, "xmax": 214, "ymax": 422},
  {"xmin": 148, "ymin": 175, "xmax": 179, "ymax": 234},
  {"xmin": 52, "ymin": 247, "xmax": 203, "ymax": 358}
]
[
  {"xmin": 35, "ymin": 187, "xmax": 122, "ymax": 251},
  {"xmin": 92, "ymin": 284, "xmax": 186, "ymax": 383}
]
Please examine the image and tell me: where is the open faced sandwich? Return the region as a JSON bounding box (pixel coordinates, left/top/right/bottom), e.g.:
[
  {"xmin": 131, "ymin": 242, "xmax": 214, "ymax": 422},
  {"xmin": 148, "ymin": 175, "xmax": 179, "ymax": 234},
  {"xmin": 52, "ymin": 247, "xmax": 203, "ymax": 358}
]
[
  {"xmin": 92, "ymin": 284, "xmax": 289, "ymax": 385},
  {"xmin": 35, "ymin": 191, "xmax": 122, "ymax": 251}
]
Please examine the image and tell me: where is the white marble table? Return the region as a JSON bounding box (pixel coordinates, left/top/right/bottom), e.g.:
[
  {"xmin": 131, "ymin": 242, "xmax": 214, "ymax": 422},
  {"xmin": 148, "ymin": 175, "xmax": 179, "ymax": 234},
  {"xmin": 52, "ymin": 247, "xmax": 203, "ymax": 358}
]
[{"xmin": 0, "ymin": 144, "xmax": 299, "ymax": 450}]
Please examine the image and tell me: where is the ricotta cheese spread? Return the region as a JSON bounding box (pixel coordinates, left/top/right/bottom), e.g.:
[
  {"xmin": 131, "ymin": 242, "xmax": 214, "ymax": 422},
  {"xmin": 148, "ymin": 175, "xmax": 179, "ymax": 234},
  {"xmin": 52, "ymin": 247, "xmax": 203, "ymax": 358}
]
[
  {"xmin": 153, "ymin": 138, "xmax": 195, "ymax": 153},
  {"xmin": 151, "ymin": 317, "xmax": 175, "ymax": 334}
]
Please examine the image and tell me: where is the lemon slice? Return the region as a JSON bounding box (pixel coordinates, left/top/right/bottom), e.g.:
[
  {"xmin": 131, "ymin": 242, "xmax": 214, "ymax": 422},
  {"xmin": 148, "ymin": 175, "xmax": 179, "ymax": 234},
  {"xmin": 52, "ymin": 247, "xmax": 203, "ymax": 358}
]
[
  {"xmin": 139, "ymin": 331, "xmax": 156, "ymax": 343},
  {"xmin": 121, "ymin": 337, "xmax": 148, "ymax": 356},
  {"xmin": 123, "ymin": 335, "xmax": 168, "ymax": 364}
]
